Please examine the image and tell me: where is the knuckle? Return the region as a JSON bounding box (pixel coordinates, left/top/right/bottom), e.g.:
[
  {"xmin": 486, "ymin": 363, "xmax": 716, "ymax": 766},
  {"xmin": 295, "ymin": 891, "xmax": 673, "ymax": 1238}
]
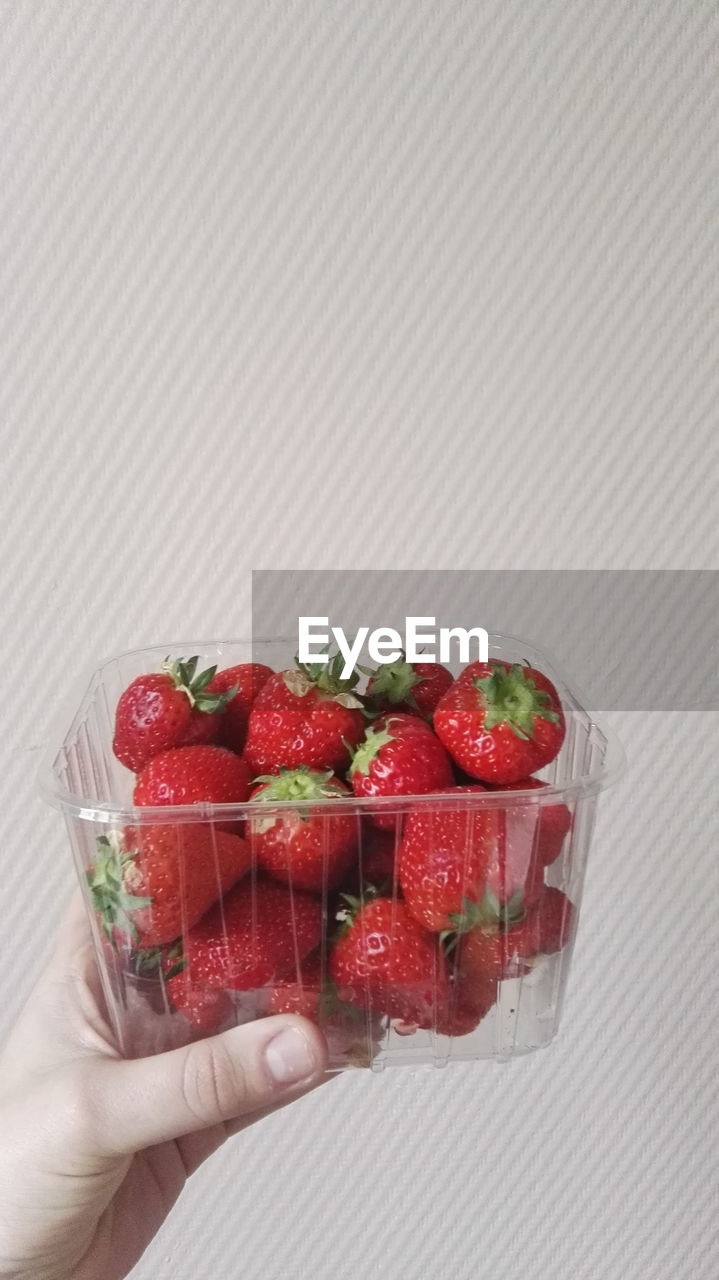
[{"xmin": 180, "ymin": 1039, "xmax": 250, "ymax": 1125}]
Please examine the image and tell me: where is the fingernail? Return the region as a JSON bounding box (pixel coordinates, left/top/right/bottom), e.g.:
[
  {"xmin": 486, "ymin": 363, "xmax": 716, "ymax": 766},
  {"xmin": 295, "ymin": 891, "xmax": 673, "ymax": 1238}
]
[{"xmin": 265, "ymin": 1027, "xmax": 317, "ymax": 1084}]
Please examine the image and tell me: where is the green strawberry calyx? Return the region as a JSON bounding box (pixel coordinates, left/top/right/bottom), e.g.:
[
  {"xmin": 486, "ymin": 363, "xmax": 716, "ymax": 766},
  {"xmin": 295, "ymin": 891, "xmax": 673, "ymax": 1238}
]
[
  {"xmin": 363, "ymin": 654, "xmax": 426, "ymax": 710},
  {"xmin": 317, "ymin": 978, "xmax": 365, "ymax": 1025},
  {"xmin": 161, "ymin": 655, "xmax": 238, "ymax": 714},
  {"xmin": 348, "ymin": 720, "xmax": 399, "ymax": 777},
  {"xmin": 334, "ymin": 890, "xmax": 378, "ymax": 939},
  {"xmin": 250, "ymin": 766, "xmax": 344, "ymax": 832},
  {"xmin": 132, "ymin": 945, "xmax": 163, "ymax": 976},
  {"xmin": 440, "ymin": 889, "xmax": 525, "ymax": 951},
  {"xmin": 289, "ymin": 649, "xmax": 366, "ymax": 709},
  {"xmin": 162, "ymin": 939, "xmax": 187, "ymax": 980},
  {"xmin": 87, "ymin": 832, "xmax": 151, "ymax": 945},
  {"xmin": 133, "ymin": 938, "xmax": 187, "ymax": 980},
  {"xmin": 472, "ymin": 661, "xmax": 559, "ymax": 741},
  {"xmin": 251, "ymin": 766, "xmax": 343, "ymax": 804}
]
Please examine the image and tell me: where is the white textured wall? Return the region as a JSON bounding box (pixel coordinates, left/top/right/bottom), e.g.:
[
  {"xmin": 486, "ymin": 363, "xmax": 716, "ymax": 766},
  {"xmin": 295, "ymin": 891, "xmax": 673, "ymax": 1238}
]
[{"xmin": 1, "ymin": 3, "xmax": 717, "ymax": 1278}]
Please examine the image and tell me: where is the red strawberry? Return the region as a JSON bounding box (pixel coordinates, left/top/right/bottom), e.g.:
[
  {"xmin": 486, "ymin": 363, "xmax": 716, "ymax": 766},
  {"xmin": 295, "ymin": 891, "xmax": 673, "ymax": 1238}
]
[
  {"xmin": 133, "ymin": 745, "xmax": 251, "ymax": 818},
  {"xmin": 206, "ymin": 663, "xmax": 274, "ymax": 754},
  {"xmin": 249, "ymin": 767, "xmax": 358, "ymax": 892},
  {"xmin": 457, "ymin": 918, "xmax": 536, "ymax": 983},
  {"xmin": 267, "ymin": 952, "xmax": 379, "ymax": 1065},
  {"xmin": 112, "ymin": 657, "xmax": 236, "ymax": 772},
  {"xmin": 487, "ymin": 778, "xmax": 571, "ymax": 867},
  {"xmin": 483, "ymin": 796, "xmax": 551, "ymax": 914},
  {"xmin": 244, "ymin": 654, "xmax": 366, "ymax": 776},
  {"xmin": 267, "ymin": 950, "xmax": 325, "ymax": 1020},
  {"xmin": 446, "ymin": 780, "xmax": 569, "ymax": 910},
  {"xmin": 355, "ymin": 825, "xmax": 398, "ymax": 892},
  {"xmin": 165, "ymin": 971, "xmax": 235, "ymax": 1032},
  {"xmin": 460, "ymin": 887, "xmax": 576, "ymax": 982},
  {"xmin": 535, "ymin": 886, "xmax": 576, "ymax": 953},
  {"xmin": 400, "ymin": 785, "xmax": 548, "ymax": 928},
  {"xmin": 398, "ymin": 787, "xmax": 495, "ymax": 931},
  {"xmin": 485, "ymin": 841, "xmax": 545, "ymax": 914},
  {"xmin": 129, "ymin": 941, "xmax": 236, "ymax": 1032},
  {"xmin": 338, "ymin": 824, "xmax": 398, "ymax": 897},
  {"xmin": 434, "ymin": 660, "xmax": 565, "ymax": 784},
  {"xmin": 433, "ymin": 966, "xmax": 497, "ymax": 1037},
  {"xmin": 329, "ymin": 896, "xmax": 448, "ymax": 1028},
  {"xmin": 348, "ymin": 713, "xmax": 454, "ymax": 829},
  {"xmin": 87, "ymin": 825, "xmax": 252, "ymax": 947},
  {"xmin": 177, "ymin": 877, "xmax": 323, "ymax": 990},
  {"xmin": 266, "ymin": 950, "xmax": 354, "ymax": 1021},
  {"xmin": 365, "ymin": 657, "xmax": 454, "ymax": 720}
]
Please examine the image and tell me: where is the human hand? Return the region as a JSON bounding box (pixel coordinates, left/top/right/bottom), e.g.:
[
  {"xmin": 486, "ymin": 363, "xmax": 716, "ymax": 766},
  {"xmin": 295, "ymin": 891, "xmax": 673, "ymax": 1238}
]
[{"xmin": 0, "ymin": 890, "xmax": 329, "ymax": 1280}]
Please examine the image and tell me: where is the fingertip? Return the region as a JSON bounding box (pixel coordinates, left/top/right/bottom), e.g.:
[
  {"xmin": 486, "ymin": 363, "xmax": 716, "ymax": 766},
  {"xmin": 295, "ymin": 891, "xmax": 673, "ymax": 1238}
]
[{"xmin": 259, "ymin": 1015, "xmax": 329, "ymax": 1087}]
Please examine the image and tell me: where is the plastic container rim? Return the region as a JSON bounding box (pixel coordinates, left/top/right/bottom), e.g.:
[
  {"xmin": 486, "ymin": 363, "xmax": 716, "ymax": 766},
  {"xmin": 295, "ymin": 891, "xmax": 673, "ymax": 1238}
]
[{"xmin": 38, "ymin": 633, "xmax": 627, "ymax": 823}]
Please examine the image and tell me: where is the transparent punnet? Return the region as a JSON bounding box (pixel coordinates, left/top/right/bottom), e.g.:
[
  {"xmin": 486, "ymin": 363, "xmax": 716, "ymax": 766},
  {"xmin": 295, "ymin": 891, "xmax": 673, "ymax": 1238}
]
[{"xmin": 39, "ymin": 635, "xmax": 624, "ymax": 1070}]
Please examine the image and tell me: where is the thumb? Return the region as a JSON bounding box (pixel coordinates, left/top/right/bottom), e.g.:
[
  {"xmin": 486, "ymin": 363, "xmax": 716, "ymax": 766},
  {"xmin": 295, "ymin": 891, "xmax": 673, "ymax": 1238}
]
[{"xmin": 86, "ymin": 1015, "xmax": 328, "ymax": 1156}]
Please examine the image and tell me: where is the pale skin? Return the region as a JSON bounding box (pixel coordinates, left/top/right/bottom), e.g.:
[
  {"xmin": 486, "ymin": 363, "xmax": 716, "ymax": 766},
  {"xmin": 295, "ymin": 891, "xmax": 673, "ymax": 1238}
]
[{"xmin": 0, "ymin": 891, "xmax": 330, "ymax": 1280}]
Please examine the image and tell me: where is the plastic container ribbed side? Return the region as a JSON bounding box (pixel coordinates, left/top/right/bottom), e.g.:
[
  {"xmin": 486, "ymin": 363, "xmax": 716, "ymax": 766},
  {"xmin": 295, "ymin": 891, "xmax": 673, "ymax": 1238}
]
[{"xmin": 39, "ymin": 636, "xmax": 624, "ymax": 1070}]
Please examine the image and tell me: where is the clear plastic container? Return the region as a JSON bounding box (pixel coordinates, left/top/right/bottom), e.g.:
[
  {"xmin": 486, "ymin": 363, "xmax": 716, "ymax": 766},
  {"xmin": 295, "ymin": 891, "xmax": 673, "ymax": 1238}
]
[{"xmin": 39, "ymin": 635, "xmax": 624, "ymax": 1071}]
